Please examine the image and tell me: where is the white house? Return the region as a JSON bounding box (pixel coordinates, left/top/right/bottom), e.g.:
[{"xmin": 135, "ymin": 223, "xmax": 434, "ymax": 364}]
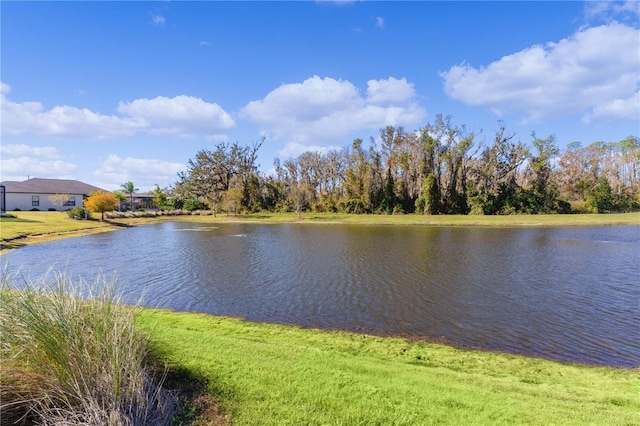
[{"xmin": 0, "ymin": 178, "xmax": 107, "ymax": 211}]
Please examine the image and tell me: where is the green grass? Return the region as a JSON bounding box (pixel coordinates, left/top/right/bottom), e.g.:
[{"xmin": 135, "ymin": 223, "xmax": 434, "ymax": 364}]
[
  {"xmin": 216, "ymin": 211, "xmax": 640, "ymax": 227},
  {"xmin": 137, "ymin": 309, "xmax": 640, "ymax": 426},
  {"xmin": 150, "ymin": 210, "xmax": 640, "ymax": 228},
  {"xmin": 0, "ymin": 211, "xmax": 115, "ymax": 251},
  {"xmin": 0, "ymin": 273, "xmax": 176, "ymax": 425}
]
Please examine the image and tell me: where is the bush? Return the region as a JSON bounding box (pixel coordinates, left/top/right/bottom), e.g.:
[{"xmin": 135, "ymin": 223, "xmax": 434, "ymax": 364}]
[
  {"xmin": 392, "ymin": 205, "xmax": 405, "ymax": 215},
  {"xmin": 48, "ymin": 208, "xmax": 57, "ymax": 211},
  {"xmin": 468, "ymin": 203, "xmax": 486, "ymax": 215},
  {"xmin": 104, "ymin": 210, "xmax": 192, "ymax": 219},
  {"xmin": 313, "ymin": 193, "xmax": 338, "ymax": 213},
  {"xmin": 183, "ymin": 198, "xmax": 207, "ymax": 212},
  {"xmin": 30, "ymin": 208, "xmax": 40, "ymax": 211},
  {"xmin": 553, "ymin": 199, "xmax": 572, "ymax": 214},
  {"xmin": 66, "ymin": 206, "xmax": 90, "ymax": 219},
  {"xmin": 615, "ymin": 197, "xmax": 640, "ymax": 213},
  {"xmin": 274, "ymin": 200, "xmax": 291, "ymax": 213},
  {"xmin": 339, "ymin": 199, "xmax": 367, "ymax": 214},
  {"xmin": 569, "ymin": 200, "xmax": 590, "ymax": 214},
  {"xmin": 586, "ymin": 177, "xmax": 614, "ymax": 213},
  {"xmin": 0, "ymin": 272, "xmax": 177, "ymax": 425}
]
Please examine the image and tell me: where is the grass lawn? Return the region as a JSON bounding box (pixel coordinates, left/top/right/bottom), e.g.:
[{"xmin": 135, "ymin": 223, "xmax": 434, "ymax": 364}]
[
  {"xmin": 0, "ymin": 211, "xmax": 114, "ymax": 251},
  {"xmin": 137, "ymin": 309, "xmax": 640, "ymax": 426},
  {"xmin": 183, "ymin": 211, "xmax": 640, "ymax": 227},
  {"xmin": 0, "ymin": 211, "xmax": 161, "ymax": 252}
]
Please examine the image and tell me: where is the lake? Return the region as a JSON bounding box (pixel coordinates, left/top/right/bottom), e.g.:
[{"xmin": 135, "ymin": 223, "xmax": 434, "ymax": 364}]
[{"xmin": 3, "ymin": 222, "xmax": 639, "ymax": 367}]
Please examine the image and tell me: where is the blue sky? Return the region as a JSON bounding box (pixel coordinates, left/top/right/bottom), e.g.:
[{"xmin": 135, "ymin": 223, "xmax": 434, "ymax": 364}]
[{"xmin": 1, "ymin": 1, "xmax": 639, "ymax": 192}]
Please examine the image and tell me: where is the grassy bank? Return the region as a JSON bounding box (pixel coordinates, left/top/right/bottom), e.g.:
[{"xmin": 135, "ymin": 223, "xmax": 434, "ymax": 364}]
[
  {"xmin": 138, "ymin": 309, "xmax": 640, "ymax": 426},
  {"xmin": 3, "ymin": 211, "xmax": 638, "ymax": 253},
  {"xmin": 0, "ymin": 211, "xmax": 116, "ymax": 252},
  {"xmin": 0, "ymin": 211, "xmax": 164, "ymax": 252},
  {"xmin": 173, "ymin": 211, "xmax": 640, "ymax": 227}
]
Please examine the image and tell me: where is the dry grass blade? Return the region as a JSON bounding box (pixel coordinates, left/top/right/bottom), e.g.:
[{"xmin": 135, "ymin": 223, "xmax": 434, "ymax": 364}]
[{"xmin": 0, "ymin": 270, "xmax": 177, "ymax": 425}]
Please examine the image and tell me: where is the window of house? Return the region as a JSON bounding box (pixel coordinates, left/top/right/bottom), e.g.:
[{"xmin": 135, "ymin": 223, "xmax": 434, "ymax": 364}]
[
  {"xmin": 63, "ymin": 196, "xmax": 76, "ymax": 206},
  {"xmin": 32, "ymin": 195, "xmax": 40, "ymax": 206}
]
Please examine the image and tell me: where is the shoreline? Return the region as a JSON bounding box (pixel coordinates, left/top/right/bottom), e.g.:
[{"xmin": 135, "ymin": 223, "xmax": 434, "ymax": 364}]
[
  {"xmin": 156, "ymin": 307, "xmax": 638, "ymax": 370},
  {"xmin": 137, "ymin": 308, "xmax": 640, "ymax": 425},
  {"xmin": 2, "ymin": 211, "xmax": 639, "ymax": 254}
]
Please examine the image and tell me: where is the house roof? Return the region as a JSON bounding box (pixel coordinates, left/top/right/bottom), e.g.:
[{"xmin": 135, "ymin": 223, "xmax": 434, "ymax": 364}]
[
  {"xmin": 131, "ymin": 192, "xmax": 155, "ymax": 199},
  {"xmin": 0, "ymin": 178, "xmax": 107, "ymax": 195}
]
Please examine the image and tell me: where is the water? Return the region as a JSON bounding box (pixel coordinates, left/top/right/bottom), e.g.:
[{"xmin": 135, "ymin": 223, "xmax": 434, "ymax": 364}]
[{"xmin": 3, "ymin": 222, "xmax": 639, "ymax": 367}]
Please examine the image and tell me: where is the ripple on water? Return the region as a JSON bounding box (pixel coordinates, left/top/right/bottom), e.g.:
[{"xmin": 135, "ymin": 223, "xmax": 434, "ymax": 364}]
[{"xmin": 2, "ymin": 223, "xmax": 639, "ymax": 367}]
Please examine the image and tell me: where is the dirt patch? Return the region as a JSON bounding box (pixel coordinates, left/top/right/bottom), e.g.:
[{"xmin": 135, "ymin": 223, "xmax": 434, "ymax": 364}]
[{"xmin": 163, "ymin": 369, "xmax": 231, "ymax": 426}]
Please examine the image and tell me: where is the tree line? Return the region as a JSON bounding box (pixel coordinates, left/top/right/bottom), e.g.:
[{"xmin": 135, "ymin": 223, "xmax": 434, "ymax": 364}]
[{"xmin": 170, "ymin": 115, "xmax": 639, "ymax": 215}]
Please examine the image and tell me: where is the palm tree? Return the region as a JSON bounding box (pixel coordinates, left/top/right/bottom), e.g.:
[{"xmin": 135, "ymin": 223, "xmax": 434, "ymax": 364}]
[{"xmin": 121, "ymin": 181, "xmax": 138, "ymax": 211}]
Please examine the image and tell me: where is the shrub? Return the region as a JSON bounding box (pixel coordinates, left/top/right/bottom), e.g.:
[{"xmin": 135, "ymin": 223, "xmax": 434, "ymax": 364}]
[
  {"xmin": 615, "ymin": 197, "xmax": 640, "ymax": 213},
  {"xmin": 274, "ymin": 200, "xmax": 291, "ymax": 213},
  {"xmin": 48, "ymin": 207, "xmax": 57, "ymax": 211},
  {"xmin": 339, "ymin": 199, "xmax": 367, "ymax": 214},
  {"xmin": 468, "ymin": 203, "xmax": 486, "ymax": 215},
  {"xmin": 553, "ymin": 199, "xmax": 572, "ymax": 214},
  {"xmin": 570, "ymin": 200, "xmax": 590, "ymax": 214},
  {"xmin": 30, "ymin": 208, "xmax": 40, "ymax": 211},
  {"xmin": 66, "ymin": 206, "xmax": 90, "ymax": 219},
  {"xmin": 183, "ymin": 198, "xmax": 207, "ymax": 212},
  {"xmin": 0, "ymin": 272, "xmax": 177, "ymax": 425},
  {"xmin": 586, "ymin": 177, "xmax": 614, "ymax": 213},
  {"xmin": 392, "ymin": 205, "xmax": 405, "ymax": 215}
]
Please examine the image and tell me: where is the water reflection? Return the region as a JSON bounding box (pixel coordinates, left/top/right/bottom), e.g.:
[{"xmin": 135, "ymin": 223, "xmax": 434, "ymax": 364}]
[{"xmin": 3, "ymin": 222, "xmax": 639, "ymax": 367}]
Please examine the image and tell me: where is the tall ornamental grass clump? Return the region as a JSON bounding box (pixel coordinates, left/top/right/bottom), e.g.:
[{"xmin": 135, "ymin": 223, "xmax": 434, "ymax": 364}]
[{"xmin": 0, "ymin": 271, "xmax": 177, "ymax": 425}]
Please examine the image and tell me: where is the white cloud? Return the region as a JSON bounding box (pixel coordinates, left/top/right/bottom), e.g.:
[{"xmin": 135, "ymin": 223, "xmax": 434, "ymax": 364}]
[
  {"xmin": 277, "ymin": 142, "xmax": 343, "ymax": 160},
  {"xmin": 243, "ymin": 75, "xmax": 360, "ymax": 122},
  {"xmin": 0, "ymin": 157, "xmax": 77, "ymax": 182},
  {"xmin": 1, "ymin": 81, "xmax": 10, "ymax": 95},
  {"xmin": 367, "ymin": 77, "xmax": 415, "ymax": 104},
  {"xmin": 441, "ymin": 23, "xmax": 640, "ymax": 123},
  {"xmin": 0, "ymin": 144, "xmax": 186, "ymax": 191},
  {"xmin": 0, "ymin": 145, "xmax": 76, "ymax": 182},
  {"xmin": 376, "ymin": 17, "xmax": 385, "ymax": 29},
  {"xmin": 0, "ymin": 144, "xmax": 61, "ymax": 159},
  {"xmin": 0, "ymin": 143, "xmax": 76, "ymax": 182},
  {"xmin": 1, "ymin": 91, "xmax": 235, "ymax": 140},
  {"xmin": 151, "ymin": 14, "xmax": 165, "ymax": 26},
  {"xmin": 118, "ymin": 95, "xmax": 235, "ymax": 137},
  {"xmin": 94, "ymin": 155, "xmax": 186, "ymax": 191},
  {"xmin": 585, "ymin": 0, "xmax": 640, "ymax": 21},
  {"xmin": 1, "ymin": 95, "xmax": 146, "ymax": 140},
  {"xmin": 241, "ymin": 75, "xmax": 425, "ymax": 149},
  {"xmin": 584, "ymin": 90, "xmax": 640, "ymax": 123}
]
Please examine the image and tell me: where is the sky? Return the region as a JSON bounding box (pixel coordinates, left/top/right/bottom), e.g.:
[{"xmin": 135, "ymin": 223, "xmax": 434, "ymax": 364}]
[{"xmin": 1, "ymin": 1, "xmax": 639, "ymax": 192}]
